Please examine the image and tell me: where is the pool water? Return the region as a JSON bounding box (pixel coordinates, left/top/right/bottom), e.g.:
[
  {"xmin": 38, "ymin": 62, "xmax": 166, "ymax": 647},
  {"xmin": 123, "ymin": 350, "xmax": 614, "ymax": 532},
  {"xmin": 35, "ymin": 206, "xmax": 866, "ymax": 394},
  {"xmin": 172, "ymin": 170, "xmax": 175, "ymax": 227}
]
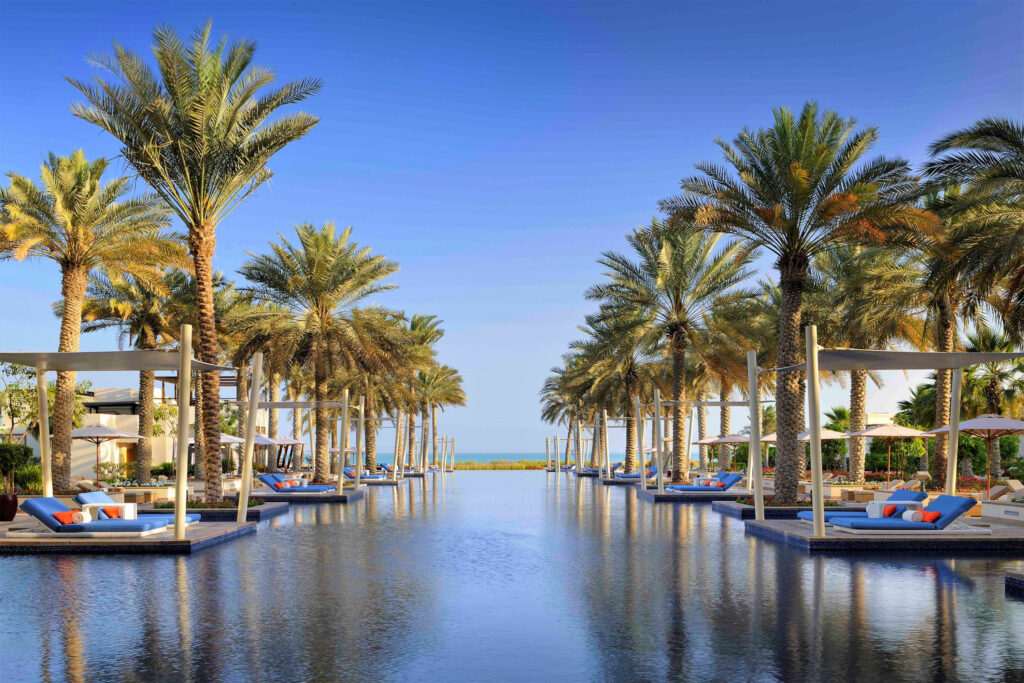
[{"xmin": 2, "ymin": 471, "xmax": 1023, "ymax": 681}]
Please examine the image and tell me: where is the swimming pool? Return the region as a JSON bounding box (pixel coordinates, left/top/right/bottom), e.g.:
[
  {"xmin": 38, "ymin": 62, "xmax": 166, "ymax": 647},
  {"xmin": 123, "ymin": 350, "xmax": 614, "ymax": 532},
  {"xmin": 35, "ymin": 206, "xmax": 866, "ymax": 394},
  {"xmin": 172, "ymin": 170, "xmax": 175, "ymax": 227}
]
[{"xmin": 2, "ymin": 471, "xmax": 1023, "ymax": 681}]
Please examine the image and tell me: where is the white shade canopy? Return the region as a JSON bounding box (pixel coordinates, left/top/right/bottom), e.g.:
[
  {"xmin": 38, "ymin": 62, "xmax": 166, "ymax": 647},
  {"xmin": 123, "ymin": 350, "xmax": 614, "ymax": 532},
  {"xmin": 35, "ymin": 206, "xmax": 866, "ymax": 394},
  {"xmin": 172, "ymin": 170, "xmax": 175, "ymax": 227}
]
[
  {"xmin": 761, "ymin": 428, "xmax": 849, "ymax": 443},
  {"xmin": 709, "ymin": 433, "xmax": 750, "ymax": 445},
  {"xmin": 776, "ymin": 349, "xmax": 1024, "ymax": 373},
  {"xmin": 273, "ymin": 436, "xmax": 305, "ymax": 446},
  {"xmin": 253, "ymin": 434, "xmax": 279, "ymax": 446},
  {"xmin": 848, "ymin": 424, "xmax": 934, "ymax": 440},
  {"xmin": 188, "ymin": 432, "xmax": 246, "ymax": 445},
  {"xmin": 926, "ymin": 414, "xmax": 1024, "ymax": 438},
  {"xmin": 71, "ymin": 425, "xmax": 148, "ymax": 442},
  {"xmin": 232, "ymin": 400, "xmax": 346, "ymax": 409},
  {"xmin": 0, "ymin": 350, "xmax": 232, "ymax": 372},
  {"xmin": 692, "ymin": 436, "xmax": 719, "ymax": 446}
]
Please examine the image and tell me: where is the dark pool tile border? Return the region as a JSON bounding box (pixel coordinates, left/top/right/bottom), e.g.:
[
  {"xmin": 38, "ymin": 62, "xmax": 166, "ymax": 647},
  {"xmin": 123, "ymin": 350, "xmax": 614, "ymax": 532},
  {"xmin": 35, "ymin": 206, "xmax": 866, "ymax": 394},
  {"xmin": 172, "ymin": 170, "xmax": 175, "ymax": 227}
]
[
  {"xmin": 1007, "ymin": 572, "xmax": 1024, "ymax": 597},
  {"xmin": 636, "ymin": 489, "xmax": 743, "ymax": 503},
  {"xmin": 0, "ymin": 524, "xmax": 257, "ymax": 555},
  {"xmin": 744, "ymin": 520, "xmax": 1024, "ymax": 554},
  {"xmin": 227, "ymin": 489, "xmax": 366, "ymax": 505},
  {"xmin": 139, "ymin": 501, "xmax": 290, "ymax": 522}
]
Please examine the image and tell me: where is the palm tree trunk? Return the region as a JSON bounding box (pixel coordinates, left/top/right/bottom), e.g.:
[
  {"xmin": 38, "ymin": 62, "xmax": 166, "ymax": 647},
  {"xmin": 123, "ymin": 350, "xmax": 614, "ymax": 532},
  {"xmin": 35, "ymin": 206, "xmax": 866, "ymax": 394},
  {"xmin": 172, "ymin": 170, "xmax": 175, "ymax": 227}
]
[
  {"xmin": 313, "ymin": 353, "xmax": 329, "ymax": 482},
  {"xmin": 564, "ymin": 419, "xmax": 573, "ymax": 464},
  {"xmin": 190, "ymin": 229, "xmax": 224, "ymax": 502},
  {"xmin": 290, "ymin": 381, "xmax": 302, "ymax": 471},
  {"xmin": 194, "ymin": 372, "xmax": 206, "ymax": 481},
  {"xmin": 987, "ymin": 378, "xmax": 1002, "ymax": 476},
  {"xmin": 696, "ymin": 389, "xmax": 708, "ymax": 470},
  {"xmin": 774, "ymin": 274, "xmax": 806, "ymax": 503},
  {"xmin": 931, "ymin": 298, "xmax": 955, "ymax": 491},
  {"xmin": 624, "ymin": 398, "xmax": 637, "ymax": 472},
  {"xmin": 407, "ymin": 412, "xmax": 416, "ymax": 467},
  {"xmin": 848, "ymin": 369, "xmax": 868, "ymax": 483},
  {"xmin": 137, "ymin": 369, "xmax": 155, "ymax": 485},
  {"xmin": 267, "ymin": 372, "xmax": 280, "ymax": 439},
  {"xmin": 365, "ymin": 404, "xmax": 378, "ymax": 470},
  {"xmin": 431, "ymin": 404, "xmax": 439, "ymax": 466},
  {"xmin": 719, "ymin": 380, "xmax": 732, "ymax": 470},
  {"xmin": 52, "ymin": 265, "xmax": 88, "ymax": 491},
  {"xmin": 670, "ymin": 331, "xmax": 688, "ymax": 483}
]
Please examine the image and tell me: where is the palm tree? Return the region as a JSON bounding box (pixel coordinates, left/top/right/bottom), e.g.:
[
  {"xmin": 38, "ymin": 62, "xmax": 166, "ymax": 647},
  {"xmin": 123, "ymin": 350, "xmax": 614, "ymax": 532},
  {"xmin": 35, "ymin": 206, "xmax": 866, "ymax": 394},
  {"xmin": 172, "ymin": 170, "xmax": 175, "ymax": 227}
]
[
  {"xmin": 924, "ymin": 119, "xmax": 1024, "ymax": 338},
  {"xmin": 586, "ymin": 222, "xmax": 753, "ymax": 482},
  {"xmin": 405, "ymin": 314, "xmax": 444, "ymax": 466},
  {"xmin": 415, "ymin": 364, "xmax": 467, "ymax": 466},
  {"xmin": 661, "ymin": 102, "xmax": 938, "ymax": 501},
  {"xmin": 69, "ymin": 20, "xmax": 321, "ymax": 499},
  {"xmin": 1, "ymin": 151, "xmax": 178, "ymax": 489},
  {"xmin": 964, "ymin": 323, "xmax": 1024, "ymax": 475},
  {"xmin": 239, "ymin": 223, "xmax": 407, "ymax": 483},
  {"xmin": 80, "ymin": 272, "xmax": 181, "ymax": 483}
]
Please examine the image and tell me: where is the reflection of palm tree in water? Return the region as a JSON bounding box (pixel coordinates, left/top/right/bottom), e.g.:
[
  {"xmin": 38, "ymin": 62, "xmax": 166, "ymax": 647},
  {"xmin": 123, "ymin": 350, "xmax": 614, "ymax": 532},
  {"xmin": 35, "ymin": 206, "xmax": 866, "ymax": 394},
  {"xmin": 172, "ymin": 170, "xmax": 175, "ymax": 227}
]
[{"xmin": 54, "ymin": 557, "xmax": 85, "ymax": 683}]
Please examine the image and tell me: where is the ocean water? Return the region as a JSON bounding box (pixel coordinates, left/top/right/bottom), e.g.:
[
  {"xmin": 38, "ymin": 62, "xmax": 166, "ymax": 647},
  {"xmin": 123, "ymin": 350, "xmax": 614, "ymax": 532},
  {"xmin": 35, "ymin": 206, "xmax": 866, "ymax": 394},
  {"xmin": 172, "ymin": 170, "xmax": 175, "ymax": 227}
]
[{"xmin": 3, "ymin": 471, "xmax": 1023, "ymax": 681}]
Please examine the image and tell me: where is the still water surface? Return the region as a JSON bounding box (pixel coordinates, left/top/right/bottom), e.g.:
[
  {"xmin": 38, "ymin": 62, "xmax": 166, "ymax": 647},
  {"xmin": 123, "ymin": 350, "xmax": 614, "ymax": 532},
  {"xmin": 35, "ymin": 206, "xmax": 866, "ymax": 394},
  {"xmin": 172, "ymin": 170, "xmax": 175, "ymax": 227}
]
[{"xmin": 2, "ymin": 471, "xmax": 1023, "ymax": 682}]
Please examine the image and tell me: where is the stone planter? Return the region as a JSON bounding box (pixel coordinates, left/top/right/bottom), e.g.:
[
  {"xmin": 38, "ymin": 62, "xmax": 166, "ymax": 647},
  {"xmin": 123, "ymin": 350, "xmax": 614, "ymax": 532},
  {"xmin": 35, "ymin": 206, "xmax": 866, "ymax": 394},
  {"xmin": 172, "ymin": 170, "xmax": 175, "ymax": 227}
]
[{"xmin": 0, "ymin": 493, "xmax": 18, "ymax": 521}]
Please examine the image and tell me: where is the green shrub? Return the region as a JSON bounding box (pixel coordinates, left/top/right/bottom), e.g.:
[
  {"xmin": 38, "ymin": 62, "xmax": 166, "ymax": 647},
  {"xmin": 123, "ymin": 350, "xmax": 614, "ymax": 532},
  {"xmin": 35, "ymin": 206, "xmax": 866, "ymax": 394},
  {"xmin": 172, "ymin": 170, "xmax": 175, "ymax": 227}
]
[
  {"xmin": 0, "ymin": 443, "xmax": 33, "ymax": 492},
  {"xmin": 150, "ymin": 462, "xmax": 175, "ymax": 478},
  {"xmin": 221, "ymin": 456, "xmax": 235, "ymax": 474},
  {"xmin": 14, "ymin": 463, "xmax": 42, "ymax": 491}
]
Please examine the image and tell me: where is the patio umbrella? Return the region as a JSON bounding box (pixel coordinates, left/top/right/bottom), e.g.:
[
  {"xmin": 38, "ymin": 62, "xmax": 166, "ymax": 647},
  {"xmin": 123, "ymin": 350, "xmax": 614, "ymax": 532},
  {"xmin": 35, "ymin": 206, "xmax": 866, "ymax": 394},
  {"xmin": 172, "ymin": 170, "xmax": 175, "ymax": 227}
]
[
  {"xmin": 848, "ymin": 424, "xmax": 934, "ymax": 488},
  {"xmin": 760, "ymin": 429, "xmax": 849, "ymax": 443},
  {"xmin": 187, "ymin": 432, "xmax": 246, "ymax": 445},
  {"xmin": 927, "ymin": 414, "xmax": 1024, "ymax": 498},
  {"xmin": 71, "ymin": 425, "xmax": 148, "ymax": 486}
]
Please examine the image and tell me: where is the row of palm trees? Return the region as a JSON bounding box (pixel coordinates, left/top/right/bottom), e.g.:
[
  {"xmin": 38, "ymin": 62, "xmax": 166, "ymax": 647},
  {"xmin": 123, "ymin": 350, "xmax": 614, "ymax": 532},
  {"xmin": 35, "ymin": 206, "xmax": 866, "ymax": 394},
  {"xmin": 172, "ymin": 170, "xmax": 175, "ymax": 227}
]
[
  {"xmin": 543, "ymin": 103, "xmax": 1023, "ymax": 503},
  {"xmin": 1, "ymin": 22, "xmax": 465, "ymax": 502}
]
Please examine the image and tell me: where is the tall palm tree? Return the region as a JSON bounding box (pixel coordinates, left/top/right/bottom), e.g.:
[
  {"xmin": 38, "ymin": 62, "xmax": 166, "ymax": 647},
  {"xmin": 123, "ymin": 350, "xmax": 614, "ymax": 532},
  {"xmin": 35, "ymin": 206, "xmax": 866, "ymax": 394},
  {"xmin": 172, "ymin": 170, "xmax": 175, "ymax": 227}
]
[
  {"xmin": 239, "ymin": 223, "xmax": 407, "ymax": 483},
  {"xmin": 661, "ymin": 102, "xmax": 937, "ymax": 501},
  {"xmin": 69, "ymin": 21, "xmax": 321, "ymax": 499},
  {"xmin": 414, "ymin": 364, "xmax": 467, "ymax": 467},
  {"xmin": 80, "ymin": 272, "xmax": 182, "ymax": 483},
  {"xmin": 924, "ymin": 119, "xmax": 1024, "ymax": 338},
  {"xmin": 405, "ymin": 314, "xmax": 444, "ymax": 466},
  {"xmin": 964, "ymin": 323, "xmax": 1024, "ymax": 475},
  {"xmin": 1, "ymin": 151, "xmax": 178, "ymax": 489},
  {"xmin": 587, "ymin": 222, "xmax": 753, "ymax": 482}
]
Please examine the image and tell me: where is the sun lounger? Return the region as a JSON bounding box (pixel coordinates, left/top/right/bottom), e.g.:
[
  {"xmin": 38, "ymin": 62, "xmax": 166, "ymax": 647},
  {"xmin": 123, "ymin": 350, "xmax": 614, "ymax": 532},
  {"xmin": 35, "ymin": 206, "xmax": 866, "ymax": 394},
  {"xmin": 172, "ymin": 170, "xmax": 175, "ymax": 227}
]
[
  {"xmin": 343, "ymin": 466, "xmax": 386, "ymax": 480},
  {"xmin": 615, "ymin": 465, "xmax": 657, "ymax": 480},
  {"xmin": 665, "ymin": 472, "xmax": 743, "ymax": 492},
  {"xmin": 560, "ymin": 464, "xmax": 575, "ymax": 471},
  {"xmin": 830, "ymin": 495, "xmax": 989, "ymax": 534},
  {"xmin": 258, "ymin": 473, "xmax": 335, "ymax": 493},
  {"xmin": 796, "ymin": 489, "xmax": 927, "ymax": 523},
  {"xmin": 73, "ymin": 491, "xmax": 200, "ymax": 525},
  {"xmin": 11, "ymin": 497, "xmax": 171, "ymax": 537}
]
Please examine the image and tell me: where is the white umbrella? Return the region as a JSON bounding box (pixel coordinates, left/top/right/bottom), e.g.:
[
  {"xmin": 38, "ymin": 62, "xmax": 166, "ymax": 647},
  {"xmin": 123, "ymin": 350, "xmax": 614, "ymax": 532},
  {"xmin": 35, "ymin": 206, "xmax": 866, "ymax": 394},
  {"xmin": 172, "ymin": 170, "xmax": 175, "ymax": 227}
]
[
  {"xmin": 188, "ymin": 432, "xmax": 245, "ymax": 445},
  {"xmin": 928, "ymin": 414, "xmax": 1024, "ymax": 495},
  {"xmin": 761, "ymin": 429, "xmax": 848, "ymax": 443},
  {"xmin": 253, "ymin": 434, "xmax": 279, "ymax": 446},
  {"xmin": 849, "ymin": 424, "xmax": 934, "ymax": 487},
  {"xmin": 71, "ymin": 425, "xmax": 148, "ymax": 486}
]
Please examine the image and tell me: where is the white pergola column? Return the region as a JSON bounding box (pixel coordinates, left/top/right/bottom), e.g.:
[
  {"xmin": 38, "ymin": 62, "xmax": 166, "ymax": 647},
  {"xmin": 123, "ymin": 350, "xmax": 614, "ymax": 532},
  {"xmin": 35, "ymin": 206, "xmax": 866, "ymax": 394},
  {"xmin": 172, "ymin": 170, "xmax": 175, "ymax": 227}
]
[
  {"xmin": 806, "ymin": 326, "xmax": 826, "ymax": 537},
  {"xmin": 654, "ymin": 389, "xmax": 665, "ymax": 493},
  {"xmin": 685, "ymin": 407, "xmax": 694, "ymax": 476},
  {"xmin": 635, "ymin": 397, "xmax": 645, "ymax": 485},
  {"xmin": 945, "ymin": 368, "xmax": 962, "ymax": 495},
  {"xmin": 747, "ymin": 350, "xmax": 765, "ymax": 521},
  {"xmin": 545, "ymin": 437, "xmax": 551, "ymax": 472},
  {"xmin": 173, "ymin": 325, "xmax": 193, "ymax": 540},
  {"xmin": 355, "ymin": 395, "xmax": 364, "ymax": 490},
  {"xmin": 602, "ymin": 406, "xmax": 611, "ymax": 478},
  {"xmin": 574, "ymin": 422, "xmax": 582, "ymax": 471},
  {"xmin": 337, "ymin": 389, "xmax": 349, "ymax": 494},
  {"xmin": 236, "ymin": 352, "xmax": 263, "ymax": 524},
  {"xmin": 35, "ymin": 365, "xmax": 52, "ymax": 498},
  {"xmin": 419, "ymin": 414, "xmax": 428, "ymax": 471}
]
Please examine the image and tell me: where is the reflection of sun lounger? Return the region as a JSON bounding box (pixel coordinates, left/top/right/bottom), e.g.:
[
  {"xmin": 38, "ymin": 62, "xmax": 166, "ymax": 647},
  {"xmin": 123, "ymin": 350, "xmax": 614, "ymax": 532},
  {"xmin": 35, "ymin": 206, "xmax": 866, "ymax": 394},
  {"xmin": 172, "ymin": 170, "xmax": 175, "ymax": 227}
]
[
  {"xmin": 73, "ymin": 491, "xmax": 200, "ymax": 525},
  {"xmin": 796, "ymin": 489, "xmax": 927, "ymax": 524},
  {"xmin": 830, "ymin": 495, "xmax": 989, "ymax": 534},
  {"xmin": 12, "ymin": 497, "xmax": 170, "ymax": 537}
]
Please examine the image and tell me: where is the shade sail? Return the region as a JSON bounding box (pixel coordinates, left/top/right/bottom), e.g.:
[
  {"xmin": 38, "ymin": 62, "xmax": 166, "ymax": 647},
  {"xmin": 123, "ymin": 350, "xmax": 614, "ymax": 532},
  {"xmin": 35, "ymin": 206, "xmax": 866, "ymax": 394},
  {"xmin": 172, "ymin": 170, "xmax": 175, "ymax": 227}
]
[
  {"xmin": 188, "ymin": 432, "xmax": 246, "ymax": 445},
  {"xmin": 0, "ymin": 350, "xmax": 232, "ymax": 372},
  {"xmin": 253, "ymin": 434, "xmax": 279, "ymax": 446},
  {"xmin": 71, "ymin": 426, "xmax": 147, "ymax": 441},
  {"xmin": 231, "ymin": 400, "xmax": 346, "ymax": 409},
  {"xmin": 775, "ymin": 349, "xmax": 1024, "ymax": 373},
  {"xmin": 927, "ymin": 414, "xmax": 1024, "ymax": 438},
  {"xmin": 761, "ymin": 429, "xmax": 849, "ymax": 443},
  {"xmin": 692, "ymin": 436, "xmax": 719, "ymax": 446},
  {"xmin": 849, "ymin": 424, "xmax": 934, "ymax": 439},
  {"xmin": 709, "ymin": 433, "xmax": 750, "ymax": 445},
  {"xmin": 273, "ymin": 437, "xmax": 305, "ymax": 446}
]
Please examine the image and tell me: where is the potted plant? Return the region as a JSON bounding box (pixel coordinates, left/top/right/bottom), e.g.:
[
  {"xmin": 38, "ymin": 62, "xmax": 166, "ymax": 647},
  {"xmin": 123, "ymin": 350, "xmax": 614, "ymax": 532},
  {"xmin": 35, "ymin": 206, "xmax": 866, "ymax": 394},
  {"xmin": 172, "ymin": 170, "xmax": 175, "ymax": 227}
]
[{"xmin": 0, "ymin": 443, "xmax": 32, "ymax": 521}]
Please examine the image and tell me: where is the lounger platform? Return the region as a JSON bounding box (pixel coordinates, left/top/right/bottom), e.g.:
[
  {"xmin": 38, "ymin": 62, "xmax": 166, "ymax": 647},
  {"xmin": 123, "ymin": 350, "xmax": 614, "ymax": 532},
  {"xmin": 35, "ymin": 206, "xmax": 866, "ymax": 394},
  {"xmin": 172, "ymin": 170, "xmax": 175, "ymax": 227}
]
[
  {"xmin": 361, "ymin": 478, "xmax": 409, "ymax": 487},
  {"xmin": 712, "ymin": 500, "xmax": 866, "ymax": 520},
  {"xmin": 599, "ymin": 477, "xmax": 647, "ymax": 486},
  {"xmin": 404, "ymin": 472, "xmax": 427, "ymax": 479},
  {"xmin": 237, "ymin": 487, "xmax": 366, "ymax": 504},
  {"xmin": 0, "ymin": 518, "xmax": 256, "ymax": 555},
  {"xmin": 575, "ymin": 471, "xmax": 598, "ymax": 478},
  {"xmin": 1007, "ymin": 572, "xmax": 1024, "ymax": 597},
  {"xmin": 138, "ymin": 501, "xmax": 290, "ymax": 522},
  {"xmin": 637, "ymin": 487, "xmax": 751, "ymax": 503},
  {"xmin": 744, "ymin": 518, "xmax": 1024, "ymax": 553}
]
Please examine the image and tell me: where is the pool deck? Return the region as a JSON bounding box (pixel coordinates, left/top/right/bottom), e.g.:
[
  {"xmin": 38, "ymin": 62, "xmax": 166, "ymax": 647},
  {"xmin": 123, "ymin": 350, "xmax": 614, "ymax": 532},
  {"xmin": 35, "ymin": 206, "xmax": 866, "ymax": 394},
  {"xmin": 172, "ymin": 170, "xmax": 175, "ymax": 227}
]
[
  {"xmin": 1007, "ymin": 572, "xmax": 1024, "ymax": 596},
  {"xmin": 744, "ymin": 517, "xmax": 1024, "ymax": 553},
  {"xmin": 712, "ymin": 500, "xmax": 866, "ymax": 520},
  {"xmin": 0, "ymin": 518, "xmax": 256, "ymax": 555},
  {"xmin": 575, "ymin": 470, "xmax": 599, "ymax": 478},
  {"xmin": 138, "ymin": 501, "xmax": 290, "ymax": 522},
  {"xmin": 637, "ymin": 487, "xmax": 751, "ymax": 503},
  {"xmin": 598, "ymin": 477, "xmax": 645, "ymax": 486},
  {"xmin": 360, "ymin": 478, "xmax": 409, "ymax": 487},
  {"xmin": 236, "ymin": 486, "xmax": 366, "ymax": 504}
]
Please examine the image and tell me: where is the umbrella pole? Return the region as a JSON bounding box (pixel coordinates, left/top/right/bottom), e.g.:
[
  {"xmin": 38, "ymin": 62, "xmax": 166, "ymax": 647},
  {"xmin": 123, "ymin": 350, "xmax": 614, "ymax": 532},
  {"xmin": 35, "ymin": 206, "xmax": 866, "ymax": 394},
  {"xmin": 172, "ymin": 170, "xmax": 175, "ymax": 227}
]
[
  {"xmin": 96, "ymin": 442, "xmax": 101, "ymax": 487},
  {"xmin": 986, "ymin": 438, "xmax": 991, "ymax": 501},
  {"xmin": 887, "ymin": 442, "xmax": 891, "ymax": 489}
]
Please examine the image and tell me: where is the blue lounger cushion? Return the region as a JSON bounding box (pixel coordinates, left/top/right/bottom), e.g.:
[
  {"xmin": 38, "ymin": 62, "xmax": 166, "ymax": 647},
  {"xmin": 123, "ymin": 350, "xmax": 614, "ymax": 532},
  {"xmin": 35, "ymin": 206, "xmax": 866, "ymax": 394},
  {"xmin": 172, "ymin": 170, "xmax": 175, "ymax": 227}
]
[
  {"xmin": 666, "ymin": 472, "xmax": 743, "ymax": 492},
  {"xmin": 616, "ymin": 465, "xmax": 657, "ymax": 479},
  {"xmin": 20, "ymin": 497, "xmax": 169, "ymax": 533},
  {"xmin": 73, "ymin": 491, "xmax": 200, "ymax": 523},
  {"xmin": 259, "ymin": 474, "xmax": 334, "ymax": 492},
  {"xmin": 344, "ymin": 467, "xmax": 386, "ymax": 480},
  {"xmin": 796, "ymin": 490, "xmax": 927, "ymax": 522},
  {"xmin": 830, "ymin": 495, "xmax": 976, "ymax": 530}
]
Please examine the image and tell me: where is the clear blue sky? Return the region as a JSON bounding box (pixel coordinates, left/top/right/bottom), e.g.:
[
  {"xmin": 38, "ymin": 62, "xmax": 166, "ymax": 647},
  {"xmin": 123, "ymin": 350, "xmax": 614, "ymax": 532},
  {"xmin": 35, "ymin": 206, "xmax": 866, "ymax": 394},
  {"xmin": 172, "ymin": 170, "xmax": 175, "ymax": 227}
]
[{"xmin": 1, "ymin": 1, "xmax": 1022, "ymax": 454}]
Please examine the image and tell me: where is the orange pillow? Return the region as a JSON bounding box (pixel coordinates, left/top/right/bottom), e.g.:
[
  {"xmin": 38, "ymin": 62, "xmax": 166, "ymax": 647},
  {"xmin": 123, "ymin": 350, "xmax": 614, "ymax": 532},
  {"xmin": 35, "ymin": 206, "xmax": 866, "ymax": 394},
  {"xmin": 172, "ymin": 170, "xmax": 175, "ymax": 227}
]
[
  {"xmin": 921, "ymin": 510, "xmax": 941, "ymax": 523},
  {"xmin": 274, "ymin": 482, "xmax": 288, "ymax": 489},
  {"xmin": 52, "ymin": 511, "xmax": 75, "ymax": 525},
  {"xmin": 102, "ymin": 507, "xmax": 121, "ymax": 519},
  {"xmin": 714, "ymin": 482, "xmax": 726, "ymax": 488},
  {"xmin": 286, "ymin": 480, "xmax": 300, "ymax": 486},
  {"xmin": 883, "ymin": 505, "xmax": 897, "ymax": 517}
]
